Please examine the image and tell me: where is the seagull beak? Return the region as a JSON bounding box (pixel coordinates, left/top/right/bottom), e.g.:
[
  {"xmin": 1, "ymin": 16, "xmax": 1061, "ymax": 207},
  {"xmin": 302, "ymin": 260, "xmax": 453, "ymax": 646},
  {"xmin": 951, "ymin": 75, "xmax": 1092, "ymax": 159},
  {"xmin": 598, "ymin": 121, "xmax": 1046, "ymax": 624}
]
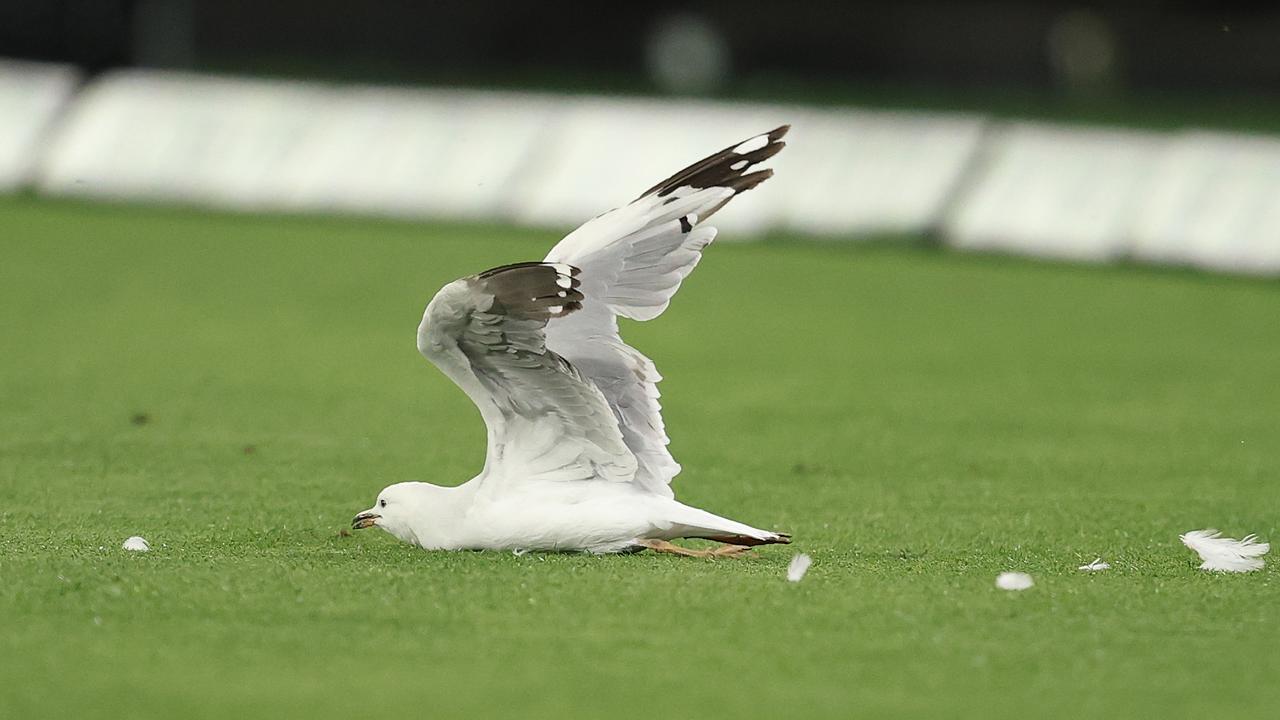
[{"xmin": 351, "ymin": 512, "xmax": 381, "ymax": 530}]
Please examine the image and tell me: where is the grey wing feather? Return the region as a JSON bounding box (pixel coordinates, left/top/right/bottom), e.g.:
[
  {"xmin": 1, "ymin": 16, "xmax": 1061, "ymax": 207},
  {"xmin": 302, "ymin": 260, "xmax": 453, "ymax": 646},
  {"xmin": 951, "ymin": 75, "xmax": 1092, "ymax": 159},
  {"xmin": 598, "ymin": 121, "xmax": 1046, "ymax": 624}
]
[{"xmin": 417, "ymin": 263, "xmax": 638, "ymax": 485}]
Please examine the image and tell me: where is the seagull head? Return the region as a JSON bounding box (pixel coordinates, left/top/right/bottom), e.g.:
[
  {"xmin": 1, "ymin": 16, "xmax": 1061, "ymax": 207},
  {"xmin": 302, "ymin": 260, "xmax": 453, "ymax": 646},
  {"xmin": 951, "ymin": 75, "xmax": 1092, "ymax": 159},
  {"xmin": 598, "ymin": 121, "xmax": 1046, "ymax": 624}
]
[{"xmin": 352, "ymin": 482, "xmax": 429, "ymax": 544}]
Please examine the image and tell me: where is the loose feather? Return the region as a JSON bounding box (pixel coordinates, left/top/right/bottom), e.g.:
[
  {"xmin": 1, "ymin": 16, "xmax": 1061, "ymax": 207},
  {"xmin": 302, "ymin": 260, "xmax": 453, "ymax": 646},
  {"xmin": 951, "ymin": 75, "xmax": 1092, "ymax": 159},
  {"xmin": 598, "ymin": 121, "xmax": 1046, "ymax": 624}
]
[
  {"xmin": 1180, "ymin": 529, "xmax": 1269, "ymax": 572},
  {"xmin": 1078, "ymin": 557, "xmax": 1111, "ymax": 572},
  {"xmin": 995, "ymin": 572, "xmax": 1034, "ymax": 591},
  {"xmin": 786, "ymin": 553, "xmax": 812, "ymax": 582}
]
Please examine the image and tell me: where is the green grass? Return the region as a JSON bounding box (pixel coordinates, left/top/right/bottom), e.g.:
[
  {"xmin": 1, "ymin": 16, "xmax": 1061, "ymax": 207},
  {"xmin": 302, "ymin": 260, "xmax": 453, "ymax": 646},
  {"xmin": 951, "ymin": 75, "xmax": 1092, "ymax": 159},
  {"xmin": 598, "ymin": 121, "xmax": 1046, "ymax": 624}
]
[{"xmin": 1, "ymin": 196, "xmax": 1277, "ymax": 719}]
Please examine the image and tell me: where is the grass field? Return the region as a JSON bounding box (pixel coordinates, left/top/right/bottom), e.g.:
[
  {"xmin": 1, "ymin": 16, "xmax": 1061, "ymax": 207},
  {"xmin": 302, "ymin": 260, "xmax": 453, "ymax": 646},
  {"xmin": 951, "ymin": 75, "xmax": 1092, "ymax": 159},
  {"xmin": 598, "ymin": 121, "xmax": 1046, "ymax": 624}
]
[{"xmin": 2, "ymin": 196, "xmax": 1277, "ymax": 719}]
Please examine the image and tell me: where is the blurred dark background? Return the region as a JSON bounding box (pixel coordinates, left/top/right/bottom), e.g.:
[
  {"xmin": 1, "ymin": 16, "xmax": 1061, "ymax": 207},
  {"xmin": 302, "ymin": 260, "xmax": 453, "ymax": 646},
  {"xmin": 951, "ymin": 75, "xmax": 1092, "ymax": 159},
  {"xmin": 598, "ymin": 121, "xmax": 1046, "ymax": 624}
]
[{"xmin": 3, "ymin": 0, "xmax": 1279, "ymax": 97}]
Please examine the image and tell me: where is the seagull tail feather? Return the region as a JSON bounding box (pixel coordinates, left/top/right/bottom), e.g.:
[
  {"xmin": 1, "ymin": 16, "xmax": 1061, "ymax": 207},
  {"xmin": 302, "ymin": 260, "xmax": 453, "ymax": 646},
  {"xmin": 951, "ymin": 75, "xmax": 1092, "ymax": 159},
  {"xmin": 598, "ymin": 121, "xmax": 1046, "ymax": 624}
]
[
  {"xmin": 697, "ymin": 531, "xmax": 792, "ymax": 547},
  {"xmin": 666, "ymin": 503, "xmax": 791, "ymax": 546}
]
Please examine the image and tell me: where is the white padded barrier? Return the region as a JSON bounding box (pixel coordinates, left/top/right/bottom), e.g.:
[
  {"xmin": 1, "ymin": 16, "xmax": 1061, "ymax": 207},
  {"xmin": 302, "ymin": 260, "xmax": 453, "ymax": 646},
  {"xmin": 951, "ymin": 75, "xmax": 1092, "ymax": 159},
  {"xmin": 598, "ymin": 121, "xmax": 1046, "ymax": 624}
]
[
  {"xmin": 40, "ymin": 72, "xmax": 332, "ymax": 208},
  {"xmin": 0, "ymin": 59, "xmax": 79, "ymax": 191},
  {"xmin": 1129, "ymin": 131, "xmax": 1280, "ymax": 275},
  {"xmin": 34, "ymin": 69, "xmax": 992, "ymax": 241},
  {"xmin": 943, "ymin": 122, "xmax": 1167, "ymax": 262},
  {"xmin": 37, "ymin": 71, "xmax": 561, "ymax": 220},
  {"xmin": 269, "ymin": 87, "xmax": 563, "ymax": 220},
  {"xmin": 773, "ymin": 108, "xmax": 985, "ymax": 237},
  {"xmin": 28, "ymin": 68, "xmax": 1280, "ymax": 274}
]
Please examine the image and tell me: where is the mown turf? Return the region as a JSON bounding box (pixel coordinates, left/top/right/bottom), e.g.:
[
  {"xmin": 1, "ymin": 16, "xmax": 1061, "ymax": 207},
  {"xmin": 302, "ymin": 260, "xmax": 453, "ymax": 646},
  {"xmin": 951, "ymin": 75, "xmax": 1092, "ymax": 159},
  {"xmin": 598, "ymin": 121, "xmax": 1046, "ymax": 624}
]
[{"xmin": 1, "ymin": 197, "xmax": 1277, "ymax": 719}]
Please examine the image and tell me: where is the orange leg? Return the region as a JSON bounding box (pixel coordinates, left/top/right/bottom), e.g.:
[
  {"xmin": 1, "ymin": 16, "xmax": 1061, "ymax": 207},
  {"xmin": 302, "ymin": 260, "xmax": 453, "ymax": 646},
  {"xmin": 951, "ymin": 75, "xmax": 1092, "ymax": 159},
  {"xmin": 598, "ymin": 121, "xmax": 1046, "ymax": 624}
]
[{"xmin": 634, "ymin": 539, "xmax": 755, "ymax": 558}]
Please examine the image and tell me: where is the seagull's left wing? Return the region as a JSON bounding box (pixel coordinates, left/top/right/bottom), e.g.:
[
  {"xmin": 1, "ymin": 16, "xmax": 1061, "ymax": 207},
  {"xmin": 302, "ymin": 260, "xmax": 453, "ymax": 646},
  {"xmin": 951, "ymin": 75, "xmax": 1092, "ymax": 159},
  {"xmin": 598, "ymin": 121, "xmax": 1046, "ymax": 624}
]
[{"xmin": 416, "ymin": 262, "xmax": 638, "ymax": 486}]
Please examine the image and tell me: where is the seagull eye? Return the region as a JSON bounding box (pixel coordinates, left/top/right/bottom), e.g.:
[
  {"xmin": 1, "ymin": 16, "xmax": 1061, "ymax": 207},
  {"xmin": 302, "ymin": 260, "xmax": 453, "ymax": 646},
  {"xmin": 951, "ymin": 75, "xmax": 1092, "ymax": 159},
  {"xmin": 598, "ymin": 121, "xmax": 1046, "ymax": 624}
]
[{"xmin": 379, "ymin": 499, "xmax": 387, "ymax": 508}]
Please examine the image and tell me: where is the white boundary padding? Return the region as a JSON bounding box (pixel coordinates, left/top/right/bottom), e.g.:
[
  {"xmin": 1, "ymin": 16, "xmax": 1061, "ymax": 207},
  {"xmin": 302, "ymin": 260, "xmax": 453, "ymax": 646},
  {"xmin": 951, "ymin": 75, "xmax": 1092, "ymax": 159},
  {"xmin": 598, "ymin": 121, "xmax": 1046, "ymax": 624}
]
[
  {"xmin": 31, "ymin": 68, "xmax": 1280, "ymax": 275},
  {"xmin": 1129, "ymin": 131, "xmax": 1280, "ymax": 275},
  {"xmin": 502, "ymin": 96, "xmax": 796, "ymax": 236},
  {"xmin": 37, "ymin": 71, "xmax": 561, "ymax": 220},
  {"xmin": 33, "ymin": 69, "xmax": 982, "ymax": 241},
  {"xmin": 0, "ymin": 59, "xmax": 79, "ymax": 191},
  {"xmin": 262, "ymin": 87, "xmax": 561, "ymax": 219},
  {"xmin": 38, "ymin": 71, "xmax": 330, "ymax": 207},
  {"xmin": 774, "ymin": 108, "xmax": 986, "ymax": 237},
  {"xmin": 943, "ymin": 122, "xmax": 1167, "ymax": 262}
]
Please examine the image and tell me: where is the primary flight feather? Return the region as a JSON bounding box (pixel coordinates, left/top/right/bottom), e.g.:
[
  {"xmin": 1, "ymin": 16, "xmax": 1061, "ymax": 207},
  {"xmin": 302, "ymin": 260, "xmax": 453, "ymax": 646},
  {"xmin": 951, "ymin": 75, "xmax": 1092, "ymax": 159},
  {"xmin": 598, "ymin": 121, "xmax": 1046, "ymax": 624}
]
[{"xmin": 352, "ymin": 126, "xmax": 792, "ymax": 556}]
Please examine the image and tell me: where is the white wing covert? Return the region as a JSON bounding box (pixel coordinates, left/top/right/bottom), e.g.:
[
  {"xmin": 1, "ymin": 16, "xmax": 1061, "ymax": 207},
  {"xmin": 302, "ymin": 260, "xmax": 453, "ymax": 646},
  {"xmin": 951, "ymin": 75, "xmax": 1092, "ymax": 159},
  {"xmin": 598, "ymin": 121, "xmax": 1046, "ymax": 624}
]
[{"xmin": 543, "ymin": 126, "xmax": 789, "ymax": 497}]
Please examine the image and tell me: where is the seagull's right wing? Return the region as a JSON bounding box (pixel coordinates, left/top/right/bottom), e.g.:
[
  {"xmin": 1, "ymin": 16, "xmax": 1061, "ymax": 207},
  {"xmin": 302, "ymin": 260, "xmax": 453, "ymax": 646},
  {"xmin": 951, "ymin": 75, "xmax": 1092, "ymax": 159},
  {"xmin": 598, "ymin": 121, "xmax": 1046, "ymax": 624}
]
[
  {"xmin": 542, "ymin": 126, "xmax": 789, "ymax": 498},
  {"xmin": 416, "ymin": 262, "xmax": 638, "ymax": 486}
]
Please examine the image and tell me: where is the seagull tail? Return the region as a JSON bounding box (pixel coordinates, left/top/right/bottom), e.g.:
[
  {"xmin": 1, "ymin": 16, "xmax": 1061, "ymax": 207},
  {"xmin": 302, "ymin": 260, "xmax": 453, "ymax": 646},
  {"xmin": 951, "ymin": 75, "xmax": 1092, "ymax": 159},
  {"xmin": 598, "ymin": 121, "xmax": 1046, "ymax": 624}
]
[
  {"xmin": 666, "ymin": 503, "xmax": 792, "ymax": 546},
  {"xmin": 697, "ymin": 531, "xmax": 793, "ymax": 547}
]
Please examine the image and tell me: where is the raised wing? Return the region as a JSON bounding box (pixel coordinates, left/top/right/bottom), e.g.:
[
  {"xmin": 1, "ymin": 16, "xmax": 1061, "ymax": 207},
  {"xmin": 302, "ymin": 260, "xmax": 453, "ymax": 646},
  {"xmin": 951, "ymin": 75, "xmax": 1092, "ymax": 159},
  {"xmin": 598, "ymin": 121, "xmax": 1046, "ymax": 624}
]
[
  {"xmin": 416, "ymin": 262, "xmax": 638, "ymax": 486},
  {"xmin": 543, "ymin": 126, "xmax": 789, "ymax": 497}
]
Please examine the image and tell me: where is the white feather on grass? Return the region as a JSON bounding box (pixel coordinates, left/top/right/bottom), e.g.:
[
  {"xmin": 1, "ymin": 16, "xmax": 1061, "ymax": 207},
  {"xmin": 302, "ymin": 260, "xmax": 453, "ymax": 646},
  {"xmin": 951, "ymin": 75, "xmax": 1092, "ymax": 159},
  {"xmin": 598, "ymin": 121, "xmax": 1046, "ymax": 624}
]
[
  {"xmin": 786, "ymin": 553, "xmax": 812, "ymax": 582},
  {"xmin": 995, "ymin": 572, "xmax": 1034, "ymax": 591},
  {"xmin": 1180, "ymin": 529, "xmax": 1269, "ymax": 573},
  {"xmin": 1078, "ymin": 558, "xmax": 1111, "ymax": 572}
]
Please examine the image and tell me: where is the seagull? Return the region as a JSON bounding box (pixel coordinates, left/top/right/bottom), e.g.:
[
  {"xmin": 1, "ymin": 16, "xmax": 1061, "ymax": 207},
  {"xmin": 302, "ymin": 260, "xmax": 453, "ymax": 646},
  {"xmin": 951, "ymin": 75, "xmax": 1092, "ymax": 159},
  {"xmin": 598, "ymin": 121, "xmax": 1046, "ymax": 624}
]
[{"xmin": 352, "ymin": 126, "xmax": 793, "ymax": 557}]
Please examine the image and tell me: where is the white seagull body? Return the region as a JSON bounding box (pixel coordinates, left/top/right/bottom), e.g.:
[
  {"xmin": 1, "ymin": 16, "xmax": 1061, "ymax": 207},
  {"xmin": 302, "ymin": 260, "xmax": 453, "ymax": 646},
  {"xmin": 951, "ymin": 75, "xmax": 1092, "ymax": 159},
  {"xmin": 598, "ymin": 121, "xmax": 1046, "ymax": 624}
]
[{"xmin": 353, "ymin": 126, "xmax": 792, "ymax": 555}]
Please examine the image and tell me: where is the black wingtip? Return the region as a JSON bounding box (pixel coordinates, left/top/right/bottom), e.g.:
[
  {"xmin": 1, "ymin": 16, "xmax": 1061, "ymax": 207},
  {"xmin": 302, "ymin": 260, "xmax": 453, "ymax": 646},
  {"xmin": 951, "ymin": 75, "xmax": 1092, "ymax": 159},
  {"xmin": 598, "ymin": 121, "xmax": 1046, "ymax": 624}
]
[
  {"xmin": 474, "ymin": 262, "xmax": 586, "ymax": 321},
  {"xmin": 640, "ymin": 124, "xmax": 790, "ymax": 201}
]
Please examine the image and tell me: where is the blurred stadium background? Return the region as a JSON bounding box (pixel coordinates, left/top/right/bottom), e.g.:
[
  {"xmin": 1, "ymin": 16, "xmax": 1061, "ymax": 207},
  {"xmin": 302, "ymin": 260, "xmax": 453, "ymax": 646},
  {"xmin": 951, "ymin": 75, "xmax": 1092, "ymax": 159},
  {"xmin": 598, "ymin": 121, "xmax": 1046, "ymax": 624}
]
[{"xmin": 3, "ymin": 0, "xmax": 1280, "ymax": 273}]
